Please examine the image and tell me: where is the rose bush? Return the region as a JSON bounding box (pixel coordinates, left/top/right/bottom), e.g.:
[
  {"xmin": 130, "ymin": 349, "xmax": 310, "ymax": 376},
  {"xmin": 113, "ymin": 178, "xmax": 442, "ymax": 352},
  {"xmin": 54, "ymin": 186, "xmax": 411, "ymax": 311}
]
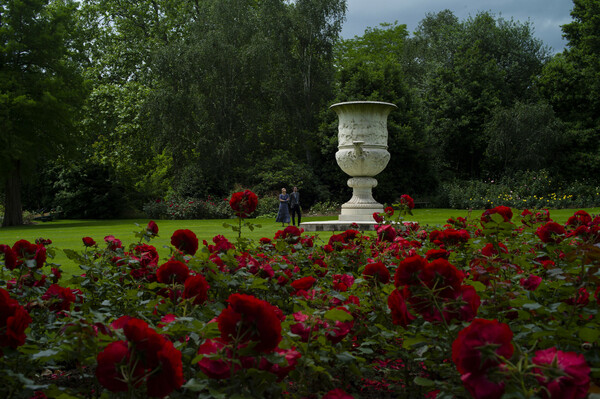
[{"xmin": 0, "ymin": 205, "xmax": 598, "ymax": 398}]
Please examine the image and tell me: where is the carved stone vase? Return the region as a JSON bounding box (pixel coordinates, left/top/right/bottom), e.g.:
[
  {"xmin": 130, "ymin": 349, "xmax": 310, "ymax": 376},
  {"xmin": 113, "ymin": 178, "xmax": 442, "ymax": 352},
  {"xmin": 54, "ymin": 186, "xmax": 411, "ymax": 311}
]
[{"xmin": 330, "ymin": 101, "xmax": 397, "ymax": 221}]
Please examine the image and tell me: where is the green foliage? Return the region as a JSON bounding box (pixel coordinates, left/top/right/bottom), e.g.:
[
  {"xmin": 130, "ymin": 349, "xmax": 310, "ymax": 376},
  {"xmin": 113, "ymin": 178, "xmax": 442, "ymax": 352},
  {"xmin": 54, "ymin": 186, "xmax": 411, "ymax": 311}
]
[
  {"xmin": 0, "ymin": 0, "xmax": 88, "ymax": 225},
  {"xmin": 52, "ymin": 162, "xmax": 125, "ymax": 219},
  {"xmin": 483, "ymin": 101, "xmax": 564, "ymax": 174},
  {"xmin": 143, "ymin": 196, "xmax": 233, "ymax": 220},
  {"xmin": 443, "ymin": 169, "xmax": 600, "ymax": 209}
]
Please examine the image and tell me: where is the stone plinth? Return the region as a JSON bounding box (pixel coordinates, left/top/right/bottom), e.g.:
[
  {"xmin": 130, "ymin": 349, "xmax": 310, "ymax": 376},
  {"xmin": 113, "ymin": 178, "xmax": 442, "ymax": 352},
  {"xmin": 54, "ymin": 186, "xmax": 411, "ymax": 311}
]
[{"xmin": 300, "ymin": 220, "xmax": 376, "ymax": 232}]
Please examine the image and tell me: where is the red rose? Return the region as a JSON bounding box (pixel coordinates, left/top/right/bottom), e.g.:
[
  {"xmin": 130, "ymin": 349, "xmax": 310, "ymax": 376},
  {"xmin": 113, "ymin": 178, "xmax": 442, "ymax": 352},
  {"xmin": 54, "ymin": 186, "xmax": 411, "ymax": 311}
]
[
  {"xmin": 400, "ymin": 194, "xmax": 415, "ymax": 210},
  {"xmin": 259, "ymin": 347, "xmax": 302, "ymax": 381},
  {"xmin": 96, "ymin": 341, "xmax": 132, "ymax": 392},
  {"xmin": 290, "ymin": 276, "xmax": 317, "ymax": 291},
  {"xmin": 132, "ymin": 244, "xmax": 159, "ymax": 268},
  {"xmin": 217, "ymin": 293, "xmax": 282, "ymax": 352},
  {"xmin": 481, "ymin": 242, "xmax": 508, "ymax": 257},
  {"xmin": 229, "ymin": 190, "xmax": 258, "ymax": 218},
  {"xmin": 376, "ymin": 224, "xmax": 397, "ymax": 242},
  {"xmin": 82, "ymin": 237, "xmax": 96, "ymax": 247},
  {"xmin": 12, "ymin": 239, "xmax": 37, "ymax": 258},
  {"xmin": 425, "ymin": 248, "xmax": 450, "ymax": 261},
  {"xmin": 566, "ymin": 287, "xmax": 590, "ymax": 307},
  {"xmin": 520, "ymin": 275, "xmax": 542, "ymax": 291},
  {"xmin": 41, "ymin": 284, "xmax": 77, "ymax": 312},
  {"xmin": 461, "ymin": 371, "xmax": 506, "ymax": 399},
  {"xmin": 532, "ymin": 347, "xmax": 590, "ymax": 399},
  {"xmin": 481, "ymin": 206, "xmax": 513, "ymax": 224},
  {"xmin": 372, "ymin": 212, "xmax": 384, "ymax": 223},
  {"xmin": 444, "ymin": 285, "xmax": 481, "ymax": 322},
  {"xmin": 0, "ymin": 288, "xmax": 32, "ymax": 350},
  {"xmin": 274, "ymin": 225, "xmax": 304, "ymax": 240},
  {"xmin": 197, "ymin": 338, "xmax": 236, "ymax": 379},
  {"xmin": 384, "ymin": 206, "xmax": 394, "ymax": 216},
  {"xmin": 325, "ymin": 307, "xmax": 354, "ymax": 344},
  {"xmin": 0, "ymin": 244, "xmax": 18, "ymax": 270},
  {"xmin": 170, "ymin": 229, "xmax": 198, "ymax": 255},
  {"xmin": 387, "ymin": 288, "xmax": 416, "ymax": 327},
  {"xmin": 182, "ymin": 275, "xmax": 210, "ymax": 305},
  {"xmin": 157, "ymin": 260, "xmax": 190, "ymax": 284},
  {"xmin": 146, "ymin": 339, "xmax": 184, "ymax": 398},
  {"xmin": 146, "ymin": 220, "xmax": 159, "ymax": 236},
  {"xmin": 536, "ymin": 222, "xmax": 566, "ymax": 243},
  {"xmin": 323, "ymin": 388, "xmax": 355, "ymax": 399},
  {"xmin": 100, "ymin": 318, "xmax": 183, "ymax": 397},
  {"xmin": 363, "ymin": 261, "xmax": 390, "ymax": 284},
  {"xmin": 104, "ymin": 235, "xmax": 122, "ymax": 251},
  {"xmin": 452, "ymin": 318, "xmax": 514, "ymax": 375},
  {"xmin": 394, "ymin": 255, "xmax": 427, "ymax": 287},
  {"xmin": 567, "ymin": 210, "xmax": 592, "ymax": 227},
  {"xmin": 420, "ymin": 258, "xmax": 465, "ymax": 298}
]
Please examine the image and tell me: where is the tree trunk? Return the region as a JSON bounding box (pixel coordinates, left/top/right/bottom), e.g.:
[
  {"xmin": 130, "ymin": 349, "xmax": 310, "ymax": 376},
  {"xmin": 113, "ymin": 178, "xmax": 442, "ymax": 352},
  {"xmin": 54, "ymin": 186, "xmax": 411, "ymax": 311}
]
[{"xmin": 2, "ymin": 160, "xmax": 23, "ymax": 227}]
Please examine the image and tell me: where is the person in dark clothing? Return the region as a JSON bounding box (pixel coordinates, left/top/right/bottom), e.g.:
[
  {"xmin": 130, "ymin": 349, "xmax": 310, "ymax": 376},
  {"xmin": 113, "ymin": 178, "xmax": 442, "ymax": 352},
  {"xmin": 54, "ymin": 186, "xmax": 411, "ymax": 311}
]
[{"xmin": 290, "ymin": 186, "xmax": 302, "ymax": 226}]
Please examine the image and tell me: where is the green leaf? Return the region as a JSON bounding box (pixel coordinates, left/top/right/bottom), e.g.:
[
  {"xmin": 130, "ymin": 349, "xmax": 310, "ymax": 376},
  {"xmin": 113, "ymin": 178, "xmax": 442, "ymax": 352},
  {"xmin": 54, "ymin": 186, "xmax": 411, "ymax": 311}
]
[
  {"xmin": 414, "ymin": 377, "xmax": 436, "ymax": 387},
  {"xmin": 579, "ymin": 327, "xmax": 600, "ymax": 342},
  {"xmin": 465, "ymin": 280, "xmax": 487, "ymax": 292},
  {"xmin": 324, "ymin": 308, "xmax": 353, "ymax": 322}
]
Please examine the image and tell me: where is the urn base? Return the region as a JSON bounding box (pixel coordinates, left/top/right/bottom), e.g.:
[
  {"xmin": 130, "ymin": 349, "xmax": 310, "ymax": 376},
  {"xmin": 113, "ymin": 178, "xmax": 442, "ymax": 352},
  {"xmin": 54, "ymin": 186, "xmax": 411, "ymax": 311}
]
[{"xmin": 339, "ymin": 177, "xmax": 383, "ymax": 222}]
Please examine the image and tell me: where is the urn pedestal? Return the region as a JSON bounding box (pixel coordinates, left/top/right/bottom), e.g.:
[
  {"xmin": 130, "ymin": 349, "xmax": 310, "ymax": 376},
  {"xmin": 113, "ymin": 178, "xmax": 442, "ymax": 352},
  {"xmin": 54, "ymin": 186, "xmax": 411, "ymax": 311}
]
[{"xmin": 330, "ymin": 101, "xmax": 397, "ymax": 222}]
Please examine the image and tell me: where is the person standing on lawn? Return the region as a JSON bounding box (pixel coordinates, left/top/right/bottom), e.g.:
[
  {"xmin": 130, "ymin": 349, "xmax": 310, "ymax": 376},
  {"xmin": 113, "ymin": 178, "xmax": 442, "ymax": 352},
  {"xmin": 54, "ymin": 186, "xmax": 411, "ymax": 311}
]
[
  {"xmin": 275, "ymin": 188, "xmax": 291, "ymax": 227},
  {"xmin": 290, "ymin": 186, "xmax": 301, "ymax": 226}
]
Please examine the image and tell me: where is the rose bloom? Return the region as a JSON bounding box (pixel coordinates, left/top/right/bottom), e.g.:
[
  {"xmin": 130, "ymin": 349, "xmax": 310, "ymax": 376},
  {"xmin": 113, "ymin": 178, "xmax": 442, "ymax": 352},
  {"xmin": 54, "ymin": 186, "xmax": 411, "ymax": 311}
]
[
  {"xmin": 42, "ymin": 284, "xmax": 77, "ymax": 312},
  {"xmin": 290, "ymin": 276, "xmax": 317, "ymax": 291},
  {"xmin": 82, "ymin": 237, "xmax": 96, "ymax": 247},
  {"xmin": 420, "ymin": 258, "xmax": 465, "ymax": 298},
  {"xmin": 400, "ymin": 194, "xmax": 415, "ymax": 210},
  {"xmin": 104, "ymin": 235, "xmax": 122, "ymax": 251},
  {"xmin": 12, "ymin": 239, "xmax": 38, "ymax": 258},
  {"xmin": 425, "ymin": 248, "xmax": 450, "ymax": 261},
  {"xmin": 532, "ymin": 347, "xmax": 590, "ymax": 399},
  {"xmin": 229, "ymin": 189, "xmax": 258, "ymax": 218},
  {"xmin": 217, "ymin": 293, "xmax": 282, "ymax": 352},
  {"xmin": 0, "ymin": 288, "xmax": 32, "ymax": 352},
  {"xmin": 394, "ymin": 255, "xmax": 427, "ymax": 287},
  {"xmin": 372, "ymin": 212, "xmax": 384, "ymax": 223},
  {"xmin": 323, "ymin": 388, "xmax": 355, "ymax": 399},
  {"xmin": 520, "ymin": 275, "xmax": 542, "ymax": 291},
  {"xmin": 363, "ymin": 261, "xmax": 390, "ymax": 284},
  {"xmin": 481, "ymin": 206, "xmax": 513, "ymax": 224},
  {"xmin": 376, "ymin": 224, "xmax": 397, "ymax": 242},
  {"xmin": 98, "ymin": 318, "xmax": 183, "ymax": 397},
  {"xmin": 0, "ymin": 244, "xmax": 18, "ymax": 270},
  {"xmin": 156, "ymin": 260, "xmax": 190, "ymax": 284},
  {"xmin": 197, "ymin": 338, "xmax": 237, "ymax": 379},
  {"xmin": 536, "ymin": 222, "xmax": 566, "ymax": 244},
  {"xmin": 170, "ymin": 229, "xmax": 199, "ymax": 255},
  {"xmin": 182, "ymin": 274, "xmax": 210, "ymax": 305},
  {"xmin": 566, "ymin": 210, "xmax": 592, "ymax": 228},
  {"xmin": 461, "ymin": 371, "xmax": 506, "ymax": 399},
  {"xmin": 146, "ymin": 220, "xmax": 159, "ymax": 236},
  {"xmin": 387, "ymin": 288, "xmax": 416, "ymax": 327},
  {"xmin": 452, "ymin": 318, "xmax": 514, "ymax": 375},
  {"xmin": 384, "ymin": 206, "xmax": 394, "ymax": 216}
]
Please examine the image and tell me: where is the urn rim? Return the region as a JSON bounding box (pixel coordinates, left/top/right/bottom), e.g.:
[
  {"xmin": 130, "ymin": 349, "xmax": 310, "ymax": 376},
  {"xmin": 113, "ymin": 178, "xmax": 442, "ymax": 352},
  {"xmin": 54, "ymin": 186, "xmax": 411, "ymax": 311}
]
[{"xmin": 329, "ymin": 100, "xmax": 398, "ymax": 110}]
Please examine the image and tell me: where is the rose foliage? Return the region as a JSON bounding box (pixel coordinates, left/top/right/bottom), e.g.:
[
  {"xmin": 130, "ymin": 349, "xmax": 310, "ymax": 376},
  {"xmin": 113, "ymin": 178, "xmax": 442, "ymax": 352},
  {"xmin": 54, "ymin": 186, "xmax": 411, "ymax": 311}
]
[{"xmin": 0, "ymin": 209, "xmax": 599, "ymax": 398}]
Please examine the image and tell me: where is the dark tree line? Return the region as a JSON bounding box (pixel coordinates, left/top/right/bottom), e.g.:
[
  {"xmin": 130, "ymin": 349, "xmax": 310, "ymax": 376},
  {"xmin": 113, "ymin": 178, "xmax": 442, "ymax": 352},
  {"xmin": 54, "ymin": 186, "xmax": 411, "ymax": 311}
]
[{"xmin": 1, "ymin": 0, "xmax": 599, "ymax": 225}]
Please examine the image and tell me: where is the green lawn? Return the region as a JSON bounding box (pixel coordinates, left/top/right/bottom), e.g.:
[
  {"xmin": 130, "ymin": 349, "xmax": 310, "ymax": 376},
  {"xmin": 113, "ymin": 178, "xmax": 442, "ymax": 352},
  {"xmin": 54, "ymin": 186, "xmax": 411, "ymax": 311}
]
[{"xmin": 1, "ymin": 207, "xmax": 599, "ymax": 275}]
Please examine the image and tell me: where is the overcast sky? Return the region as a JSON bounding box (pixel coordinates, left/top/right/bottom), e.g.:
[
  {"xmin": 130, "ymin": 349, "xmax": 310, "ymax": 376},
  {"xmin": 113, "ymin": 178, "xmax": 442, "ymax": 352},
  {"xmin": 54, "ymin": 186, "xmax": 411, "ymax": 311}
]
[{"xmin": 340, "ymin": 0, "xmax": 574, "ymax": 53}]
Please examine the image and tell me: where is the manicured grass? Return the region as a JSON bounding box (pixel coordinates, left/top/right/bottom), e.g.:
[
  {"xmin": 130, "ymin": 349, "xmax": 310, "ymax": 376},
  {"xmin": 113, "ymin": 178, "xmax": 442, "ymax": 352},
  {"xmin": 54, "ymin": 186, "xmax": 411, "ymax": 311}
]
[{"xmin": 2, "ymin": 207, "xmax": 599, "ymax": 276}]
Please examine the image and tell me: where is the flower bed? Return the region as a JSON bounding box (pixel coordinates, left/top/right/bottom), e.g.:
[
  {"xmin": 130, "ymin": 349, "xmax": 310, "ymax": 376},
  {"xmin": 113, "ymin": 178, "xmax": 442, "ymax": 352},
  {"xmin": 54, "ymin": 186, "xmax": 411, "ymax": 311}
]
[{"xmin": 0, "ymin": 194, "xmax": 599, "ymax": 398}]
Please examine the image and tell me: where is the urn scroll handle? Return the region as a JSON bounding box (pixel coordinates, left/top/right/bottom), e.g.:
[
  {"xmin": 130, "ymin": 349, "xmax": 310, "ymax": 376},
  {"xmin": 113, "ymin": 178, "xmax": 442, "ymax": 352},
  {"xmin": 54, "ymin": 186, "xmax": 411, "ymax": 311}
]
[{"xmin": 352, "ymin": 141, "xmax": 365, "ymax": 158}]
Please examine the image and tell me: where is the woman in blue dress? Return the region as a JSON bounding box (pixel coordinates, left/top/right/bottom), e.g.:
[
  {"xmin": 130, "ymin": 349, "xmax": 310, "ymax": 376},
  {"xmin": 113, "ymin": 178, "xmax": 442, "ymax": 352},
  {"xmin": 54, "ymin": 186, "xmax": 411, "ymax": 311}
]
[{"xmin": 275, "ymin": 187, "xmax": 291, "ymax": 226}]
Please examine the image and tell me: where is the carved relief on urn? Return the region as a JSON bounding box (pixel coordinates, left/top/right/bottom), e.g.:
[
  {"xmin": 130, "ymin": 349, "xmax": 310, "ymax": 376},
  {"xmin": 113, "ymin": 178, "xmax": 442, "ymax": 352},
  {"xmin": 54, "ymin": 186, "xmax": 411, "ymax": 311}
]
[{"xmin": 330, "ymin": 101, "xmax": 397, "ymax": 221}]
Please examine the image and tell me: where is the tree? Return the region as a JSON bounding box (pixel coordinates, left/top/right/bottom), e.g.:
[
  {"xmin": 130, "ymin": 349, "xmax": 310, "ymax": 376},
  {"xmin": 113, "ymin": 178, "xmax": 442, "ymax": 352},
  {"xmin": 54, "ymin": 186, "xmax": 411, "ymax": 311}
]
[
  {"xmin": 484, "ymin": 101, "xmax": 563, "ymax": 174},
  {"xmin": 0, "ymin": 0, "xmax": 87, "ymax": 226},
  {"xmin": 410, "ymin": 11, "xmax": 550, "ymax": 179},
  {"xmin": 537, "ymin": 0, "xmax": 600, "ymax": 179}
]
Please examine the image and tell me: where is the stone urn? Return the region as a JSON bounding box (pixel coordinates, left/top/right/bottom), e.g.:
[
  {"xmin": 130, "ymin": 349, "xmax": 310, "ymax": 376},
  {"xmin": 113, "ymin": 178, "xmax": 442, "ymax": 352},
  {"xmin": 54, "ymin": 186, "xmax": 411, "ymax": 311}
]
[{"xmin": 330, "ymin": 101, "xmax": 397, "ymax": 221}]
